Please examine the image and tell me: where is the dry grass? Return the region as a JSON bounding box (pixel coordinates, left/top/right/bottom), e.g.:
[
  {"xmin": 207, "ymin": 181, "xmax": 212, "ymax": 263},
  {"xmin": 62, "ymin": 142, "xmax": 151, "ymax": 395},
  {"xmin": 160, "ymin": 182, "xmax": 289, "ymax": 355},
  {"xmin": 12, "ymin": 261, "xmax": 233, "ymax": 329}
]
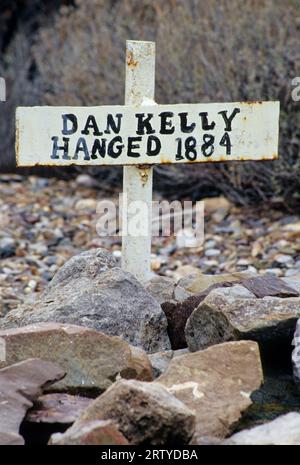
[{"xmin": 1, "ymin": 0, "xmax": 299, "ymax": 204}]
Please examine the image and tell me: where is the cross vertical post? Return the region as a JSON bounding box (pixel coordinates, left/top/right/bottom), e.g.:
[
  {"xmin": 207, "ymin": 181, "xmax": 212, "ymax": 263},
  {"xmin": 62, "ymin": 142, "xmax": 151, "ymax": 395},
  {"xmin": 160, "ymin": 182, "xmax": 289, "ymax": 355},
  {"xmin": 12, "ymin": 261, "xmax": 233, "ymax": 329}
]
[{"xmin": 122, "ymin": 40, "xmax": 155, "ymax": 283}]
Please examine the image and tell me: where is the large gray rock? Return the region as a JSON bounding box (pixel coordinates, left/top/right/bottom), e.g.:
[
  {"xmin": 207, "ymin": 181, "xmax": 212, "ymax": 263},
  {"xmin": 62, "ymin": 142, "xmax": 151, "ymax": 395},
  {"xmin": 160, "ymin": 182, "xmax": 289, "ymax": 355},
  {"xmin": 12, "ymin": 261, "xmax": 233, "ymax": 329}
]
[
  {"xmin": 225, "ymin": 412, "xmax": 300, "ymax": 445},
  {"xmin": 47, "ymin": 248, "xmax": 117, "ymax": 287},
  {"xmin": 185, "ymin": 284, "xmax": 300, "ymax": 352},
  {"xmin": 0, "ymin": 359, "xmax": 65, "ymax": 445},
  {"xmin": 157, "ymin": 341, "xmax": 263, "ymax": 439},
  {"xmin": 0, "ymin": 249, "xmax": 170, "ymax": 353},
  {"xmin": 73, "ymin": 379, "xmax": 195, "ymax": 445},
  {"xmin": 292, "ymin": 319, "xmax": 300, "ymax": 386}
]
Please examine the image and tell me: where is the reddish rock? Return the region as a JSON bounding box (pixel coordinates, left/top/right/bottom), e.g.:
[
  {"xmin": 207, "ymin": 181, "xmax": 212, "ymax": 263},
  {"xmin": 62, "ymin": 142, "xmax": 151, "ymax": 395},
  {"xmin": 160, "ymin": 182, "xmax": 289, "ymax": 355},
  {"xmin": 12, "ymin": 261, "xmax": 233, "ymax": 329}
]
[
  {"xmin": 0, "ymin": 358, "xmax": 65, "ymax": 445},
  {"xmin": 157, "ymin": 341, "xmax": 263, "ymax": 438},
  {"xmin": 26, "ymin": 393, "xmax": 92, "ymax": 424},
  {"xmin": 49, "ymin": 420, "xmax": 129, "ymax": 445},
  {"xmin": 73, "ymin": 379, "xmax": 195, "ymax": 445},
  {"xmin": 0, "ymin": 322, "xmax": 152, "ymax": 393}
]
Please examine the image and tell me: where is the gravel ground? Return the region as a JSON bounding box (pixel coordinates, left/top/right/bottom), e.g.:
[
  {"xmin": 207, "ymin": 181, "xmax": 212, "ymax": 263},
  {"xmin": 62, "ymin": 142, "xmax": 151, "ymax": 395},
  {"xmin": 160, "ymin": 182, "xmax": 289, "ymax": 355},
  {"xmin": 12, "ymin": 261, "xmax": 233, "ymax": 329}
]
[{"xmin": 0, "ymin": 173, "xmax": 299, "ymax": 315}]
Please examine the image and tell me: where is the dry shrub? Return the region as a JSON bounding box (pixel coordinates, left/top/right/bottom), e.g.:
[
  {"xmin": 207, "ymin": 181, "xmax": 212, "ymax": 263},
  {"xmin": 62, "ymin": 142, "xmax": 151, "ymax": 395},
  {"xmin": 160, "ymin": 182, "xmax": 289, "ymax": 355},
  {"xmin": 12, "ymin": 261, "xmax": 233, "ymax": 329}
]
[{"xmin": 1, "ymin": 0, "xmax": 300, "ymax": 204}]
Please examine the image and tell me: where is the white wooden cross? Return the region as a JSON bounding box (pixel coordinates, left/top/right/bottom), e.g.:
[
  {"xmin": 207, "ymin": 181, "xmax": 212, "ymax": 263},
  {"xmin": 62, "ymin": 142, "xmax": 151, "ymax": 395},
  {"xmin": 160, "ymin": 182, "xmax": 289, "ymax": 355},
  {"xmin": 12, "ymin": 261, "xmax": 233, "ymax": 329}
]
[{"xmin": 16, "ymin": 41, "xmax": 280, "ymax": 283}]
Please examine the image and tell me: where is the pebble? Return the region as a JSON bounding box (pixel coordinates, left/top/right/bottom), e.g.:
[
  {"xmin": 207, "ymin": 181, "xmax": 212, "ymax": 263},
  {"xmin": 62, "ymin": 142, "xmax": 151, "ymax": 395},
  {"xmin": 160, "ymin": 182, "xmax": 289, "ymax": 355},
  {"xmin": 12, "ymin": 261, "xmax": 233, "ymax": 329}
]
[
  {"xmin": 112, "ymin": 250, "xmax": 122, "ymax": 259},
  {"xmin": 204, "ymin": 248, "xmax": 221, "ymax": 257},
  {"xmin": 284, "ymin": 269, "xmax": 299, "ymax": 277},
  {"xmin": 274, "ymin": 254, "xmax": 294, "ymax": 265},
  {"xmin": 75, "ymin": 199, "xmax": 97, "ymax": 211},
  {"xmin": 0, "ymin": 237, "xmax": 16, "ymax": 258},
  {"xmin": 75, "ymin": 174, "xmax": 97, "ymax": 188},
  {"xmin": 204, "ymin": 240, "xmax": 217, "ymax": 249}
]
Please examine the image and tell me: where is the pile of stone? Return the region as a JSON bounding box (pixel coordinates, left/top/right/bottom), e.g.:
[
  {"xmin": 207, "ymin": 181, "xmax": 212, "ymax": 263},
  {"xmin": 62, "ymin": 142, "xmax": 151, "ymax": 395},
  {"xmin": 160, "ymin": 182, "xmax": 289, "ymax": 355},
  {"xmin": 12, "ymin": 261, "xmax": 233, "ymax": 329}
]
[{"xmin": 0, "ymin": 248, "xmax": 300, "ymax": 445}]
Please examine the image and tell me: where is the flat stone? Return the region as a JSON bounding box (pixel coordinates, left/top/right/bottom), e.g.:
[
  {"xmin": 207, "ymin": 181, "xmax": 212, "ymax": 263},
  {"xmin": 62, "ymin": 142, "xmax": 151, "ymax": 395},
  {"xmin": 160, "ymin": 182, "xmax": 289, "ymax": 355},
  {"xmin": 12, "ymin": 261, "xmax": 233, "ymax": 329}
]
[
  {"xmin": 26, "ymin": 394, "xmax": 92, "ymax": 424},
  {"xmin": 241, "ymin": 276, "xmax": 299, "ymax": 298},
  {"xmin": 50, "ymin": 420, "xmax": 129, "ymax": 445},
  {"xmin": 73, "ymin": 379, "xmax": 195, "ymax": 445},
  {"xmin": 178, "ymin": 270, "xmax": 255, "ymax": 295},
  {"xmin": 157, "ymin": 341, "xmax": 263, "ymax": 438},
  {"xmin": 0, "ymin": 323, "xmax": 152, "ymax": 393},
  {"xmin": 0, "ymin": 359, "xmax": 65, "ymax": 445}
]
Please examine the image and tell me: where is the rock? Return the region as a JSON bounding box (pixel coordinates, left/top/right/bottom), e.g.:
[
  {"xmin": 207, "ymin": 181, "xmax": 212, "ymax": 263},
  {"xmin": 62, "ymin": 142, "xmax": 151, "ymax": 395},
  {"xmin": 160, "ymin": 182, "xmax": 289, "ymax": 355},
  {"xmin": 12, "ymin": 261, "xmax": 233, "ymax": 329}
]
[
  {"xmin": 75, "ymin": 174, "xmax": 98, "ymax": 188},
  {"xmin": 190, "ymin": 435, "xmax": 224, "ymax": 445},
  {"xmin": 162, "ymin": 281, "xmax": 238, "ymax": 349},
  {"xmin": 283, "ymin": 277, "xmax": 300, "ymax": 294},
  {"xmin": 225, "ymin": 413, "xmax": 300, "ymax": 445},
  {"xmin": 203, "ymin": 196, "xmax": 231, "ymax": 217},
  {"xmin": 292, "ymin": 319, "xmax": 300, "ymax": 387},
  {"xmin": 157, "ymin": 341, "xmax": 263, "ymax": 438},
  {"xmin": 241, "ymin": 276, "xmax": 299, "ymax": 298},
  {"xmin": 178, "ymin": 270, "xmax": 255, "ymax": 295},
  {"xmin": 0, "ymin": 237, "xmax": 16, "ymax": 258},
  {"xmin": 185, "ymin": 285, "xmax": 300, "ymax": 352},
  {"xmin": 74, "ymin": 198, "xmax": 97, "ymax": 211},
  {"xmin": 285, "ymin": 269, "xmax": 299, "ymax": 277},
  {"xmin": 0, "ymin": 359, "xmax": 65, "ymax": 445},
  {"xmin": 145, "ymin": 276, "xmax": 176, "ymax": 305},
  {"xmin": 274, "ymin": 254, "xmax": 294, "ymax": 265},
  {"xmin": 173, "ymin": 284, "xmax": 192, "ymax": 302},
  {"xmin": 265, "ymin": 268, "xmax": 284, "ymax": 277},
  {"xmin": 0, "ymin": 250, "xmax": 170, "ymax": 353},
  {"xmin": 204, "ymin": 249, "xmax": 221, "ymax": 257},
  {"xmin": 129, "ymin": 346, "xmax": 153, "ymax": 382},
  {"xmin": 149, "ymin": 350, "xmax": 174, "ymax": 378},
  {"xmin": 205, "ymin": 239, "xmax": 217, "ymax": 249},
  {"xmin": 0, "ymin": 323, "xmax": 153, "ymax": 393},
  {"xmin": 149, "ymin": 349, "xmax": 190, "ymax": 378},
  {"xmin": 47, "ymin": 248, "xmax": 117, "ymax": 288},
  {"xmin": 172, "ymin": 265, "xmax": 201, "ymax": 283},
  {"xmin": 176, "ymin": 228, "xmax": 200, "ymax": 248},
  {"xmin": 73, "ymin": 379, "xmax": 195, "ymax": 445},
  {"xmin": 50, "ymin": 420, "xmax": 129, "ymax": 445},
  {"xmin": 26, "ymin": 393, "xmax": 92, "ymax": 424}
]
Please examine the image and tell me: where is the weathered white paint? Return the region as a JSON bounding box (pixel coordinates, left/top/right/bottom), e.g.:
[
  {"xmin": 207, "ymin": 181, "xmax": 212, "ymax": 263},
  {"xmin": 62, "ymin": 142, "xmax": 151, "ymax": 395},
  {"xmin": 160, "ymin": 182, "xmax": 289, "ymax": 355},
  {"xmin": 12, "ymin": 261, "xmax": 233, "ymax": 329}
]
[
  {"xmin": 16, "ymin": 100, "xmax": 280, "ymax": 167},
  {"xmin": 122, "ymin": 40, "xmax": 155, "ymax": 282}
]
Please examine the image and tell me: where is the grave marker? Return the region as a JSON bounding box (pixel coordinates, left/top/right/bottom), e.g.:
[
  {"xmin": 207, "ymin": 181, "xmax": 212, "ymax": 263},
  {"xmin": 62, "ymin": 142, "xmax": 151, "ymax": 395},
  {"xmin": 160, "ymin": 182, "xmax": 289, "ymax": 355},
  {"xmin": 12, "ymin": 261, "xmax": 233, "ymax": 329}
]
[{"xmin": 16, "ymin": 41, "xmax": 280, "ymax": 283}]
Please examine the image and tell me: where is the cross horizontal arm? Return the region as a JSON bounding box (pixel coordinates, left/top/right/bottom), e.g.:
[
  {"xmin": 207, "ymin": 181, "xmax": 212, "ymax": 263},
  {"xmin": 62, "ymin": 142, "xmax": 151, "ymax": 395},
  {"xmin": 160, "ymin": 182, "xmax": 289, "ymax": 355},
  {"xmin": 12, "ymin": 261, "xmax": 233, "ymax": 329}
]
[{"xmin": 16, "ymin": 101, "xmax": 279, "ymax": 167}]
